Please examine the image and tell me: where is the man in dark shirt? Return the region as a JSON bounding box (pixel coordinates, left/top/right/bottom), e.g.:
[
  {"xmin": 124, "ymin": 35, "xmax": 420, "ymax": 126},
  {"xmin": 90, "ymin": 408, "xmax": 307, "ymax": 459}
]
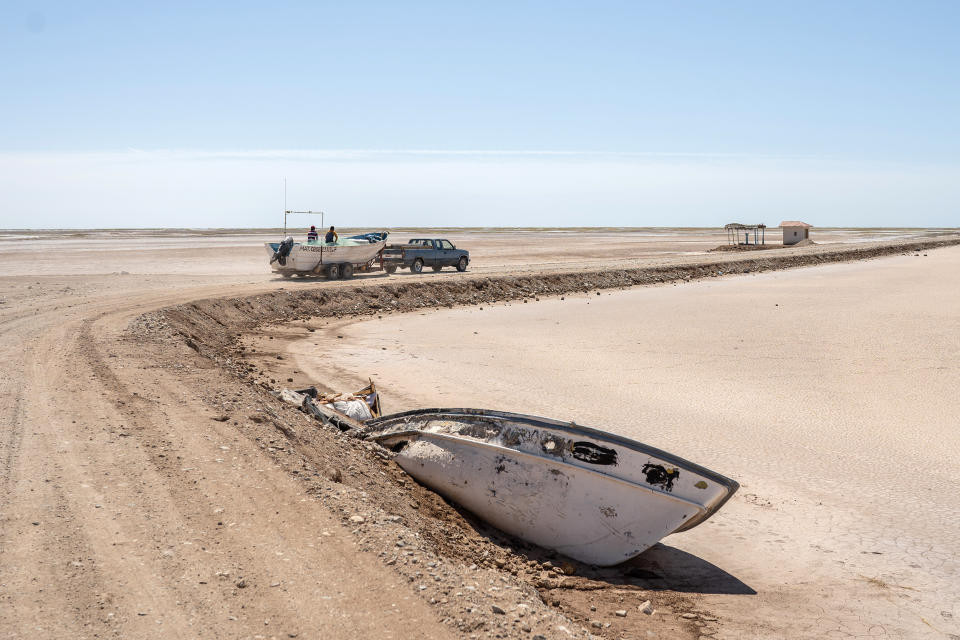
[
  {"xmin": 324, "ymin": 226, "xmax": 338, "ymax": 243},
  {"xmin": 306, "ymin": 225, "xmax": 318, "ymax": 242}
]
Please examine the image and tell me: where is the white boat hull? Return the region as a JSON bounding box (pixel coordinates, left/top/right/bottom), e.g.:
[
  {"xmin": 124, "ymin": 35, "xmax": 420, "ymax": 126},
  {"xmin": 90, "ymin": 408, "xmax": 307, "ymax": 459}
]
[
  {"xmin": 364, "ymin": 409, "xmax": 738, "ymax": 566},
  {"xmin": 265, "ymin": 239, "xmax": 387, "ymax": 273}
]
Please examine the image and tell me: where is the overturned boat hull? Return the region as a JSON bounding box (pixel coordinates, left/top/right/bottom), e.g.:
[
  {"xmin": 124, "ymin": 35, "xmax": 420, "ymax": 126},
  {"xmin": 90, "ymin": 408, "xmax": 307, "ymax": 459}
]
[{"xmin": 363, "ymin": 409, "xmax": 738, "ymax": 566}]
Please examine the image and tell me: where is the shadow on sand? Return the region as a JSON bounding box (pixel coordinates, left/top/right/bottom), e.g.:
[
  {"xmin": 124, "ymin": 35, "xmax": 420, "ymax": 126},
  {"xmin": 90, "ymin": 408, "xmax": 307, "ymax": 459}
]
[
  {"xmin": 270, "ymin": 272, "xmax": 392, "ymax": 283},
  {"xmin": 466, "ymin": 511, "xmax": 756, "ymax": 596},
  {"xmin": 616, "ymin": 543, "xmax": 756, "ymax": 595}
]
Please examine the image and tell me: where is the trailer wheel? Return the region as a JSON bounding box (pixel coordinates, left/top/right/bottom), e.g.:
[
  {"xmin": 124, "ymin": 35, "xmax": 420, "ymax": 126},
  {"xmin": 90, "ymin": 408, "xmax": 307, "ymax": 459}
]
[
  {"xmin": 431, "ymin": 265, "xmax": 442, "ymax": 272},
  {"xmin": 410, "ymin": 258, "xmax": 424, "ymax": 274},
  {"xmin": 456, "ymin": 256, "xmax": 468, "ymax": 272},
  {"xmin": 385, "ymin": 265, "xmax": 397, "ymax": 275},
  {"xmin": 341, "ymin": 263, "xmax": 354, "ymax": 279},
  {"xmin": 326, "ymin": 263, "xmax": 341, "ymax": 279},
  {"xmin": 281, "ymin": 272, "xmax": 293, "ymax": 278}
]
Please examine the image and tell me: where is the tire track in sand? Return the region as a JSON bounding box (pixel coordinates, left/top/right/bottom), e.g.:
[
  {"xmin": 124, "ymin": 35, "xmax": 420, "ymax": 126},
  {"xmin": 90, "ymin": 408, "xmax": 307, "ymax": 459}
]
[{"xmin": 0, "ymin": 281, "xmax": 457, "ymax": 639}]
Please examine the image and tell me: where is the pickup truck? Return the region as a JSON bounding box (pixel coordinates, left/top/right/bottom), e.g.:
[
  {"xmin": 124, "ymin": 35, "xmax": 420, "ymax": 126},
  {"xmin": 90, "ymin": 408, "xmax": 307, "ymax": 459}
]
[{"xmin": 382, "ymin": 238, "xmax": 470, "ymax": 274}]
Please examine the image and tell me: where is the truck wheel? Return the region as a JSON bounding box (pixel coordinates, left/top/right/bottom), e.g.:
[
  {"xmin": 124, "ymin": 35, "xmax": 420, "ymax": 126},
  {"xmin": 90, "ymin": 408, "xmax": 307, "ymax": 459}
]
[
  {"xmin": 385, "ymin": 265, "xmax": 397, "ymax": 274},
  {"xmin": 411, "ymin": 258, "xmax": 424, "ymax": 274},
  {"xmin": 281, "ymin": 272, "xmax": 293, "ymax": 278},
  {"xmin": 431, "ymin": 265, "xmax": 442, "ymax": 272},
  {"xmin": 456, "ymin": 256, "xmax": 468, "ymax": 272},
  {"xmin": 341, "ymin": 263, "xmax": 354, "ymax": 279},
  {"xmin": 326, "ymin": 263, "xmax": 340, "ymax": 279}
]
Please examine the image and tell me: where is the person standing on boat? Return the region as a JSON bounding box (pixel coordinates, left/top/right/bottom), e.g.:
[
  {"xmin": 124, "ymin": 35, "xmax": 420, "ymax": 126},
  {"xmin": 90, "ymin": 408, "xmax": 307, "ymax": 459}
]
[
  {"xmin": 307, "ymin": 225, "xmax": 318, "ymax": 242},
  {"xmin": 324, "ymin": 226, "xmax": 338, "ymax": 243}
]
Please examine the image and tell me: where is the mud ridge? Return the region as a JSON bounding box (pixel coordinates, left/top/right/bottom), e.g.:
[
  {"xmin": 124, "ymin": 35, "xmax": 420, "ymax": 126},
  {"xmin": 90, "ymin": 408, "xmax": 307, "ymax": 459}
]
[{"xmin": 138, "ymin": 237, "xmax": 960, "ymax": 358}]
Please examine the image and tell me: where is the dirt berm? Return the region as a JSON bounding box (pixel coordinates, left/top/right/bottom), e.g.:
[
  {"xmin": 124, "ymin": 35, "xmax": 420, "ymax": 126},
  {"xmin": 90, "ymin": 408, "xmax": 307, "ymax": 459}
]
[{"xmin": 147, "ymin": 237, "xmax": 960, "ymax": 355}]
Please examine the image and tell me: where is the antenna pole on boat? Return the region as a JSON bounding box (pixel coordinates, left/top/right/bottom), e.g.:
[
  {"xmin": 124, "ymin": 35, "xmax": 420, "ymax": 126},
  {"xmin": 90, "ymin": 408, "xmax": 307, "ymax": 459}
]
[
  {"xmin": 284, "ymin": 209, "xmax": 326, "ymax": 238},
  {"xmin": 281, "ymin": 181, "xmax": 325, "ymax": 237}
]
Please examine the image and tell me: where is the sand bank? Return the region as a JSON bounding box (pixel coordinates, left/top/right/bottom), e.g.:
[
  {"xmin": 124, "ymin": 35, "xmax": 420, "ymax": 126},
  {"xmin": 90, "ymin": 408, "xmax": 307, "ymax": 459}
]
[{"xmin": 293, "ymin": 247, "xmax": 960, "ymax": 639}]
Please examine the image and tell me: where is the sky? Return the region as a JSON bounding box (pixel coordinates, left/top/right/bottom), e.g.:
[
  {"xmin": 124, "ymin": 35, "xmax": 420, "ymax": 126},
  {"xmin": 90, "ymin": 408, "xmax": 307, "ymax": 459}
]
[{"xmin": 1, "ymin": 1, "xmax": 958, "ymax": 228}]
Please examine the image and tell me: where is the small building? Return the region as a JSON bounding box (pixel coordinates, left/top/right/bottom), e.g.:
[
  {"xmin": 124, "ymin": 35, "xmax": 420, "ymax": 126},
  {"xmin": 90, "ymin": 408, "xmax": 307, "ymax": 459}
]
[
  {"xmin": 724, "ymin": 223, "xmax": 766, "ymax": 246},
  {"xmin": 780, "ymin": 221, "xmax": 812, "ymax": 246}
]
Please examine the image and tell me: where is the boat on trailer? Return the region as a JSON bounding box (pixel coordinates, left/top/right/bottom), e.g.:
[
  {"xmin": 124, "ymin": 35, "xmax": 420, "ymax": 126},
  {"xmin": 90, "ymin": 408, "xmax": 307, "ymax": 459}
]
[
  {"xmin": 266, "ymin": 234, "xmax": 389, "ymax": 279},
  {"xmin": 266, "ymin": 202, "xmax": 389, "ymax": 278},
  {"xmin": 362, "ymin": 408, "xmax": 738, "ymax": 566}
]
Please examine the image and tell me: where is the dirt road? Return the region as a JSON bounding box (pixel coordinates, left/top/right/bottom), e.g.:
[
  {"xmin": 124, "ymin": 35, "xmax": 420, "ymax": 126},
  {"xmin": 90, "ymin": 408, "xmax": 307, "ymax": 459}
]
[{"xmin": 0, "ymin": 275, "xmax": 466, "ymax": 638}]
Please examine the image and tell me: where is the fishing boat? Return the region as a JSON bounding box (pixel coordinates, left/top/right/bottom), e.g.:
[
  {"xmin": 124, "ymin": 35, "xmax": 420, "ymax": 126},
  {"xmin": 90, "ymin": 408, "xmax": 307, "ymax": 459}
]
[
  {"xmin": 265, "ymin": 234, "xmax": 388, "ymax": 279},
  {"xmin": 362, "ymin": 408, "xmax": 738, "ymax": 566}
]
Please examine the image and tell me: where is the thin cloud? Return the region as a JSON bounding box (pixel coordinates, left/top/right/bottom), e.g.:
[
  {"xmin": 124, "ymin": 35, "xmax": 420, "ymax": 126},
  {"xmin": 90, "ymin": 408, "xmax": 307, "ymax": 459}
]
[{"xmin": 4, "ymin": 148, "xmax": 824, "ymax": 162}]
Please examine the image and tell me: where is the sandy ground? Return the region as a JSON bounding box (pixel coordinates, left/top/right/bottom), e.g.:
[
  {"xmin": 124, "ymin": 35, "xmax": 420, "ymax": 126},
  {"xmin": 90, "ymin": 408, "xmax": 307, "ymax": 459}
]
[
  {"xmin": 300, "ymin": 248, "xmax": 960, "ymax": 639},
  {"xmin": 1, "ymin": 226, "xmax": 953, "ymax": 277},
  {"xmin": 1, "ymin": 228, "xmax": 957, "ymax": 639}
]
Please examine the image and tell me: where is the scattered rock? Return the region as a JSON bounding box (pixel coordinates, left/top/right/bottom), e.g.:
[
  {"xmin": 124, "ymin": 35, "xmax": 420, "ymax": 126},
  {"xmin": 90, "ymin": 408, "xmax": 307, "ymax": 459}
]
[
  {"xmin": 615, "ymin": 609, "xmax": 627, "ymax": 617},
  {"xmin": 235, "ymin": 578, "xmax": 247, "ymax": 588},
  {"xmin": 491, "ymin": 605, "xmax": 506, "ymax": 615},
  {"xmin": 349, "ymin": 515, "xmax": 365, "ymax": 524}
]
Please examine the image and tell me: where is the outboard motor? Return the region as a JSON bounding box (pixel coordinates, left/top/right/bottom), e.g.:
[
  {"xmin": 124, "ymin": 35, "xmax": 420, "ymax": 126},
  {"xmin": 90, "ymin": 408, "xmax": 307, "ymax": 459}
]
[{"xmin": 271, "ymin": 236, "xmax": 294, "ymax": 265}]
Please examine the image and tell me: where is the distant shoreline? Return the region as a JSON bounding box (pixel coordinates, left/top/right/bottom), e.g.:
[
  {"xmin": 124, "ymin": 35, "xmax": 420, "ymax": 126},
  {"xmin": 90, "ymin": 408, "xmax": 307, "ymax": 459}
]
[{"xmin": 2, "ymin": 226, "xmax": 959, "ymax": 235}]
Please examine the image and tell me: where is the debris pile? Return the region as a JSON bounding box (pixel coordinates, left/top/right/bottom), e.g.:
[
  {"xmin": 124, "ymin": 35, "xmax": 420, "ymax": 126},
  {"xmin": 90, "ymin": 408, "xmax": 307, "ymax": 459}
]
[{"xmin": 278, "ymin": 379, "xmax": 381, "ymax": 432}]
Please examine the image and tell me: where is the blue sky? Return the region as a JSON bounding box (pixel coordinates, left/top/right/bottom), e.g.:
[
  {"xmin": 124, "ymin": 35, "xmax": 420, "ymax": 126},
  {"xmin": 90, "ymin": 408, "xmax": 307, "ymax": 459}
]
[{"xmin": 1, "ymin": 1, "xmax": 958, "ymax": 228}]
